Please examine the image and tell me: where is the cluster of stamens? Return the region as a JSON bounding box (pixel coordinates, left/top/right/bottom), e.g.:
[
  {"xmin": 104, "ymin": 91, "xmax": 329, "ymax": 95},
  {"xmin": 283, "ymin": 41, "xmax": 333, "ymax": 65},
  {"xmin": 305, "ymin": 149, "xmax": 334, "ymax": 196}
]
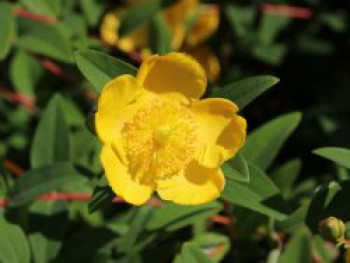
[{"xmin": 121, "ymin": 98, "xmax": 199, "ymax": 183}]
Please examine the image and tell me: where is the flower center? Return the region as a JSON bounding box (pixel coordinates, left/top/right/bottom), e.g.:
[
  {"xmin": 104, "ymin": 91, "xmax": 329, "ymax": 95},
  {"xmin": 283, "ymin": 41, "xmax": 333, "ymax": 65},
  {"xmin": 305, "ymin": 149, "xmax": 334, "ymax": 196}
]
[{"xmin": 121, "ymin": 98, "xmax": 199, "ymax": 183}]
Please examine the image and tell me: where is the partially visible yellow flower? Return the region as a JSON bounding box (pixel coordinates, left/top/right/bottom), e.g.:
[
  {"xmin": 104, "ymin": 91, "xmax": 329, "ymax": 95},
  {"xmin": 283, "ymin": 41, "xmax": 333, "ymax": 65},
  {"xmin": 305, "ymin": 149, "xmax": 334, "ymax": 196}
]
[
  {"xmin": 100, "ymin": 1, "xmax": 221, "ymax": 80},
  {"xmin": 95, "ymin": 53, "xmax": 246, "ymax": 205},
  {"xmin": 100, "ymin": 8, "xmax": 150, "ymax": 54},
  {"xmin": 185, "ymin": 5, "xmax": 219, "ymax": 48}
]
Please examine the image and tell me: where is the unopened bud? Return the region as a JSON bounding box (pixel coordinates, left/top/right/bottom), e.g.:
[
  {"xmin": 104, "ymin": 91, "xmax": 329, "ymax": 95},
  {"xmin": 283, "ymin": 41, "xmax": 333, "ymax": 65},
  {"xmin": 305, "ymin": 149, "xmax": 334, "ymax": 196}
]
[{"xmin": 318, "ymin": 216, "xmax": 345, "ymax": 242}]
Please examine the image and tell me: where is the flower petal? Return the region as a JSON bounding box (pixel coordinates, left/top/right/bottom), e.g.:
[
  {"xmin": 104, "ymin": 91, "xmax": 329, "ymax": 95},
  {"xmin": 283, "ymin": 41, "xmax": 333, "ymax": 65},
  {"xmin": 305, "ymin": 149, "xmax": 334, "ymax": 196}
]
[
  {"xmin": 95, "ymin": 75, "xmax": 144, "ymax": 144},
  {"xmin": 191, "ymin": 98, "xmax": 246, "ymax": 168},
  {"xmin": 156, "ymin": 161, "xmax": 224, "ymax": 205},
  {"xmin": 101, "ymin": 146, "xmax": 154, "ymax": 205},
  {"xmin": 137, "ymin": 52, "xmax": 207, "ymax": 102},
  {"xmin": 186, "ymin": 5, "xmax": 219, "ymax": 47}
]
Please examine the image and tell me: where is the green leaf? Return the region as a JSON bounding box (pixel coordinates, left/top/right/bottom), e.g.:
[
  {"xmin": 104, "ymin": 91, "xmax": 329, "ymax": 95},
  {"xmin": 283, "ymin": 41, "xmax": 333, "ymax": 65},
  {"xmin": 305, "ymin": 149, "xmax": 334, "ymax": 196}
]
[
  {"xmin": 222, "ymin": 152, "xmax": 250, "ymax": 182},
  {"xmin": 174, "ymin": 243, "xmax": 214, "ymax": 263},
  {"xmin": 242, "ymin": 112, "xmax": 302, "ymax": 170},
  {"xmin": 0, "ymin": 216, "xmax": 31, "ymax": 263},
  {"xmin": 9, "ymin": 162, "xmax": 87, "ymax": 207},
  {"xmin": 21, "ymin": 0, "xmax": 57, "ymax": 18},
  {"xmin": 252, "ymin": 44, "xmax": 287, "ymax": 66},
  {"xmin": 0, "ymin": 3, "xmax": 16, "ymax": 60},
  {"xmin": 147, "ymin": 202, "xmax": 222, "ymax": 232},
  {"xmin": 28, "ymin": 200, "xmax": 68, "ymax": 263},
  {"xmin": 119, "ymin": 0, "xmax": 177, "ymax": 36},
  {"xmin": 74, "ymin": 49, "xmax": 137, "ymax": 93},
  {"xmin": 10, "ymin": 50, "xmax": 44, "ymax": 96},
  {"xmin": 271, "ymin": 159, "xmax": 301, "ymax": 197},
  {"xmin": 279, "ymin": 228, "xmax": 312, "ymax": 263},
  {"xmin": 225, "ymin": 5, "xmax": 254, "ymax": 38},
  {"xmin": 260, "ymin": 14, "xmax": 290, "ymax": 45},
  {"xmin": 89, "ymin": 185, "xmax": 115, "ymax": 213},
  {"xmin": 151, "ymin": 14, "xmax": 173, "ymax": 54},
  {"xmin": 278, "ymin": 203, "xmax": 309, "ymax": 233},
  {"xmin": 211, "ymin": 76, "xmax": 279, "ymax": 110},
  {"xmin": 313, "ymin": 147, "xmax": 350, "ymax": 169},
  {"xmin": 78, "ymin": 0, "xmax": 104, "ymax": 27},
  {"xmin": 117, "ymin": 206, "xmax": 155, "ymax": 254},
  {"xmin": 31, "ymin": 94, "xmax": 71, "ymax": 168},
  {"xmin": 221, "ymin": 164, "xmax": 290, "ymax": 220},
  {"xmin": 16, "ymin": 22, "xmax": 73, "ymax": 63}
]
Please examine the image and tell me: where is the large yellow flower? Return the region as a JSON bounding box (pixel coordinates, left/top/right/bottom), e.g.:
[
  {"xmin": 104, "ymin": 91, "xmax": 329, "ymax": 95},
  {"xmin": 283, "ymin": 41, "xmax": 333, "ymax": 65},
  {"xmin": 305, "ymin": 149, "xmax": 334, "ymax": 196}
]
[{"xmin": 95, "ymin": 53, "xmax": 246, "ymax": 205}]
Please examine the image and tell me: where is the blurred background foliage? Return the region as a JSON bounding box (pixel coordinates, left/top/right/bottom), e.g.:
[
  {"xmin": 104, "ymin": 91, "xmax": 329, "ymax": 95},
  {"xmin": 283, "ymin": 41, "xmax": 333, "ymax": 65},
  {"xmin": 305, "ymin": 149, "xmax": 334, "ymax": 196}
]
[{"xmin": 1, "ymin": 0, "xmax": 350, "ymax": 262}]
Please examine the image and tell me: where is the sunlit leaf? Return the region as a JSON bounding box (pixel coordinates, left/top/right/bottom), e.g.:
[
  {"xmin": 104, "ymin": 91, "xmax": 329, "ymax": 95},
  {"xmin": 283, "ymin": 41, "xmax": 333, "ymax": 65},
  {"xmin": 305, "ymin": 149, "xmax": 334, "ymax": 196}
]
[
  {"xmin": 75, "ymin": 49, "xmax": 137, "ymax": 93},
  {"xmin": 31, "ymin": 94, "xmax": 71, "ymax": 168},
  {"xmin": 242, "ymin": 112, "xmax": 302, "ymax": 170}
]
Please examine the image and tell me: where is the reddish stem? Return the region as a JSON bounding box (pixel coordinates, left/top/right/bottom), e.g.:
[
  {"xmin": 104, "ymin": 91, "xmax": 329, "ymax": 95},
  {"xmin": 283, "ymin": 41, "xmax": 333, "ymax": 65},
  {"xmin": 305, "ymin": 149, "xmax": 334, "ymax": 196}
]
[
  {"xmin": 0, "ymin": 89, "xmax": 35, "ymax": 112},
  {"xmin": 39, "ymin": 58, "xmax": 74, "ymax": 83},
  {"xmin": 3, "ymin": 159, "xmax": 24, "ymax": 177},
  {"xmin": 14, "ymin": 8, "xmax": 56, "ymax": 24},
  {"xmin": 260, "ymin": 4, "xmax": 313, "ymax": 19}
]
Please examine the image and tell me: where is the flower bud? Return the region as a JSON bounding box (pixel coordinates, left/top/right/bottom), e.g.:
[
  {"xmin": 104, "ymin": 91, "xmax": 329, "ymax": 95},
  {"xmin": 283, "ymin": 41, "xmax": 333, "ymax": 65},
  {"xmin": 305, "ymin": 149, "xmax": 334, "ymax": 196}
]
[{"xmin": 318, "ymin": 216, "xmax": 345, "ymax": 242}]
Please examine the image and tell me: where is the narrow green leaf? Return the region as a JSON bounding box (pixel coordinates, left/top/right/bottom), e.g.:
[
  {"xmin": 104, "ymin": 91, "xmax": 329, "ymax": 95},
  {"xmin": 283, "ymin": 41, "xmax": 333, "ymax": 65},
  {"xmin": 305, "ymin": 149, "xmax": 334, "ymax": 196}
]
[
  {"xmin": 0, "ymin": 216, "xmax": 31, "ymax": 263},
  {"xmin": 260, "ymin": 14, "xmax": 290, "ymax": 45},
  {"xmin": 242, "ymin": 112, "xmax": 302, "ymax": 170},
  {"xmin": 119, "ymin": 0, "xmax": 177, "ymax": 36},
  {"xmin": 10, "ymin": 50, "xmax": 44, "ymax": 96},
  {"xmin": 279, "ymin": 229, "xmax": 312, "ymax": 263},
  {"xmin": 74, "ymin": 49, "xmax": 137, "ymax": 93},
  {"xmin": 17, "ymin": 21, "xmax": 74, "ymax": 63},
  {"xmin": 151, "ymin": 14, "xmax": 173, "ymax": 54},
  {"xmin": 277, "ymin": 203, "xmax": 309, "ymax": 233},
  {"xmin": 222, "ymin": 152, "xmax": 250, "ymax": 182},
  {"xmin": 89, "ymin": 185, "xmax": 115, "ymax": 213},
  {"xmin": 147, "ymin": 202, "xmax": 222, "ymax": 232},
  {"xmin": 0, "ymin": 3, "xmax": 16, "ymax": 60},
  {"xmin": 9, "ymin": 162, "xmax": 87, "ymax": 207},
  {"xmin": 221, "ymin": 164, "xmax": 290, "ymax": 220},
  {"xmin": 271, "ymin": 159, "xmax": 301, "ymax": 197},
  {"xmin": 211, "ymin": 76, "xmax": 279, "ymax": 110},
  {"xmin": 313, "ymin": 147, "xmax": 350, "ymax": 169},
  {"xmin": 28, "ymin": 200, "xmax": 68, "ymax": 263},
  {"xmin": 174, "ymin": 243, "xmax": 214, "ymax": 263},
  {"xmin": 31, "ymin": 94, "xmax": 71, "ymax": 168}
]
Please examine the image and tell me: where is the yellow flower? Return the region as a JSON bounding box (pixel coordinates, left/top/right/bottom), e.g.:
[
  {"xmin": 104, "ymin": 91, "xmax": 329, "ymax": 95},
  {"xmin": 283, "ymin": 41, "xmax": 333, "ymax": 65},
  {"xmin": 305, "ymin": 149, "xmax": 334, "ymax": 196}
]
[
  {"xmin": 100, "ymin": 8, "xmax": 150, "ymax": 54},
  {"xmin": 95, "ymin": 53, "xmax": 246, "ymax": 205},
  {"xmin": 185, "ymin": 5, "xmax": 219, "ymax": 48}
]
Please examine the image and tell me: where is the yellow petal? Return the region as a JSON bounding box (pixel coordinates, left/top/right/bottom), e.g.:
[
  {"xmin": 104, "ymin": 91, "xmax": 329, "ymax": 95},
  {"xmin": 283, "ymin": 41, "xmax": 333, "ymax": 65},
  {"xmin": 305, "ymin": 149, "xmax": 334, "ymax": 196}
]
[
  {"xmin": 101, "ymin": 146, "xmax": 154, "ymax": 205},
  {"xmin": 137, "ymin": 52, "xmax": 207, "ymax": 102},
  {"xmin": 100, "ymin": 13, "xmax": 119, "ymax": 45},
  {"xmin": 165, "ymin": 0, "xmax": 198, "ymax": 25},
  {"xmin": 183, "ymin": 45, "xmax": 220, "ymax": 82},
  {"xmin": 156, "ymin": 161, "xmax": 224, "ymax": 205},
  {"xmin": 191, "ymin": 98, "xmax": 246, "ymax": 168},
  {"xmin": 95, "ymin": 75, "xmax": 144, "ymax": 144},
  {"xmin": 186, "ymin": 5, "xmax": 219, "ymax": 47}
]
